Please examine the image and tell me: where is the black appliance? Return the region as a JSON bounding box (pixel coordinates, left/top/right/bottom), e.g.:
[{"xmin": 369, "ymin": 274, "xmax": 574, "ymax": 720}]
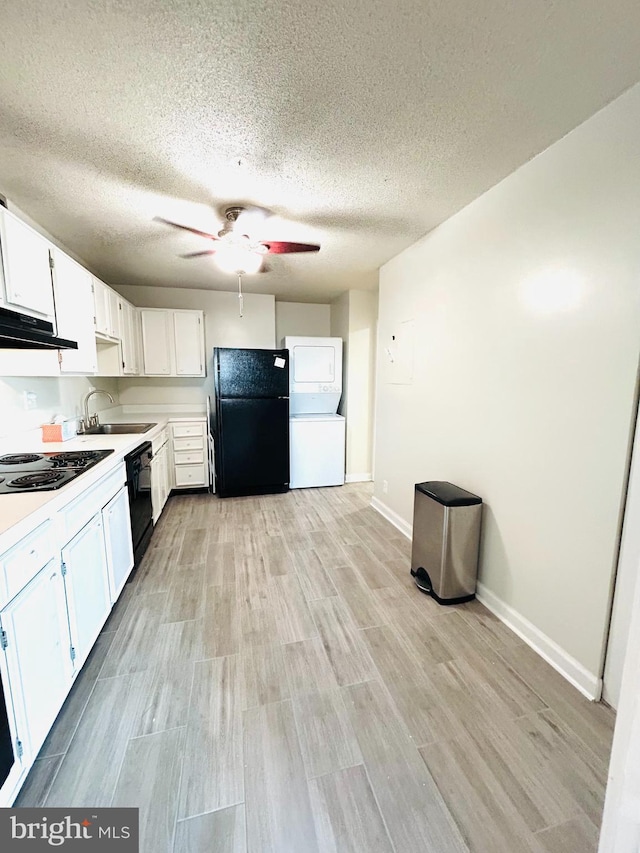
[
  {"xmin": 0, "ymin": 676, "xmax": 15, "ymax": 790},
  {"xmin": 0, "ymin": 450, "xmax": 114, "ymax": 494},
  {"xmin": 213, "ymin": 347, "xmax": 290, "ymax": 498},
  {"xmin": 124, "ymin": 442, "xmax": 153, "ymax": 567},
  {"xmin": 0, "ymin": 306, "xmax": 78, "ymax": 350}
]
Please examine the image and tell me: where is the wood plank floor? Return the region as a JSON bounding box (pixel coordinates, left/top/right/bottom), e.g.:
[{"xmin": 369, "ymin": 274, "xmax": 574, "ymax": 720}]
[{"xmin": 16, "ymin": 484, "xmax": 615, "ymax": 853}]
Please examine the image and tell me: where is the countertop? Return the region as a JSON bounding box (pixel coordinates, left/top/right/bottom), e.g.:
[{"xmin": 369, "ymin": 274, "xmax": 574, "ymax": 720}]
[{"xmin": 0, "ymin": 406, "xmax": 207, "ymax": 550}]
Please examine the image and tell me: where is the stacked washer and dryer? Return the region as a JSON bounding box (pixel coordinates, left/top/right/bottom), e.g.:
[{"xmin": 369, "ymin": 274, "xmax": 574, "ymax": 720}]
[{"xmin": 283, "ymin": 336, "xmax": 346, "ymax": 489}]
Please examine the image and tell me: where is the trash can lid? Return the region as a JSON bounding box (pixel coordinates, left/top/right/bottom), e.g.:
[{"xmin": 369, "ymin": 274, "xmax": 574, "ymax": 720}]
[{"xmin": 415, "ymin": 481, "xmax": 482, "ymax": 507}]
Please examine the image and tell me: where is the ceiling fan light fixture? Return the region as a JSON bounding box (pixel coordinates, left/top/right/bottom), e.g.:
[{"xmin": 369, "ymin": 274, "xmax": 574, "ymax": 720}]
[{"xmin": 214, "ymin": 241, "xmax": 264, "ymax": 274}]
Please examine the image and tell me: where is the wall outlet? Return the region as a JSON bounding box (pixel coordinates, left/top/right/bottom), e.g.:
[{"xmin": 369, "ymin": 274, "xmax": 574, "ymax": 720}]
[
  {"xmin": 23, "ymin": 391, "xmax": 37, "ymax": 410},
  {"xmin": 382, "ymin": 479, "xmax": 388, "ymax": 494}
]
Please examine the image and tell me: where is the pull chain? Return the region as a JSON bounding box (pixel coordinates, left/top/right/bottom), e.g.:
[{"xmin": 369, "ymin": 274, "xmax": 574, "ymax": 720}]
[{"xmin": 237, "ymin": 272, "xmax": 244, "ymax": 318}]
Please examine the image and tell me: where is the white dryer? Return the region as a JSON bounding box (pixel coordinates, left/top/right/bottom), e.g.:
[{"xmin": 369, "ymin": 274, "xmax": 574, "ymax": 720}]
[
  {"xmin": 283, "ymin": 336, "xmax": 342, "ymax": 415},
  {"xmin": 290, "ymin": 413, "xmax": 346, "ymax": 488}
]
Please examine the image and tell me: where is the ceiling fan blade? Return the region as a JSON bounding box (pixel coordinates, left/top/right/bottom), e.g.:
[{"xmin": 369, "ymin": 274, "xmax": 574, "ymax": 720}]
[
  {"xmin": 260, "ymin": 241, "xmax": 320, "ymax": 255},
  {"xmin": 180, "ymin": 250, "xmax": 218, "ymax": 258},
  {"xmin": 154, "ymin": 217, "xmax": 219, "ymax": 241}
]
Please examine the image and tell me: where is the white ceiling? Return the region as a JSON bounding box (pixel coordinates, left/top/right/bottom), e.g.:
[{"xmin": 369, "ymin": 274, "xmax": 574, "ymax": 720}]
[{"xmin": 1, "ymin": 1, "xmax": 640, "ymax": 303}]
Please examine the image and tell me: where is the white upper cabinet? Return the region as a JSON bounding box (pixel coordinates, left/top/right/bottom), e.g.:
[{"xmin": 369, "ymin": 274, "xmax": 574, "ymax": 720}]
[
  {"xmin": 107, "ymin": 288, "xmax": 120, "ymax": 339},
  {"xmin": 93, "ymin": 277, "xmax": 111, "ymax": 337},
  {"xmin": 174, "ymin": 310, "xmax": 205, "ymax": 375},
  {"xmin": 93, "ymin": 277, "xmax": 121, "ymax": 340},
  {"xmin": 119, "ymin": 298, "xmax": 140, "ymax": 375},
  {"xmin": 0, "ymin": 208, "xmax": 55, "ymax": 319},
  {"xmin": 51, "ymin": 250, "xmax": 97, "ymax": 374},
  {"xmin": 140, "ymin": 308, "xmax": 205, "ymax": 377},
  {"xmin": 140, "ymin": 308, "xmax": 172, "ymax": 375}
]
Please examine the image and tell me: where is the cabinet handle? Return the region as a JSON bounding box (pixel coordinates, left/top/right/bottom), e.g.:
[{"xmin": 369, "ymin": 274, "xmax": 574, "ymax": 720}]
[
  {"xmin": 29, "ymin": 548, "xmax": 36, "ymax": 556},
  {"xmin": 50, "ymin": 572, "xmax": 57, "ymax": 580}
]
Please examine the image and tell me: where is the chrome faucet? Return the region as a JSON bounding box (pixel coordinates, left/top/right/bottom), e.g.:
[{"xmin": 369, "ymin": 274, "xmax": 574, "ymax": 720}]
[{"xmin": 79, "ymin": 389, "xmax": 114, "ymax": 433}]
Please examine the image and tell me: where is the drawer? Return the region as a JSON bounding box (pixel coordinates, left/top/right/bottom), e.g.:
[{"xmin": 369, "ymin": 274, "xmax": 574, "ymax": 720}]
[
  {"xmin": 173, "ymin": 436, "xmax": 204, "ymax": 452},
  {"xmin": 172, "ymin": 422, "xmax": 205, "ymax": 439},
  {"xmin": 174, "ymin": 449, "xmax": 205, "ymax": 465},
  {"xmin": 173, "ymin": 463, "xmax": 206, "ymax": 488},
  {"xmin": 2, "ymin": 521, "xmax": 55, "ymax": 601}
]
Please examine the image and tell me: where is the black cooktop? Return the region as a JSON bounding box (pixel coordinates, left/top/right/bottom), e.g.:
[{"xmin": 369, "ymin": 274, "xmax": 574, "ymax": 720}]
[{"xmin": 0, "ymin": 449, "xmax": 114, "ymax": 493}]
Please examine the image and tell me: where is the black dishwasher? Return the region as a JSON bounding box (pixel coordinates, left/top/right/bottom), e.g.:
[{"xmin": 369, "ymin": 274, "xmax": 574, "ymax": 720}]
[{"xmin": 125, "ymin": 442, "xmax": 153, "ymax": 567}]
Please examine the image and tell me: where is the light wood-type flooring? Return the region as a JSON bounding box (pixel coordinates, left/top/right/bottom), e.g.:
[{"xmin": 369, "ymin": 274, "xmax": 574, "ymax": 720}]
[{"xmin": 16, "ymin": 484, "xmax": 615, "ymax": 853}]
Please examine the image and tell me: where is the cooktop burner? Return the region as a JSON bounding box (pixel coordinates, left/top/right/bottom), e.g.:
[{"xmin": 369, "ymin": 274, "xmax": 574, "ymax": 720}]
[
  {"xmin": 0, "ymin": 453, "xmax": 42, "ymax": 465},
  {"xmin": 0, "ymin": 449, "xmax": 115, "ymax": 493},
  {"xmin": 9, "ymin": 472, "xmax": 66, "ymax": 488}
]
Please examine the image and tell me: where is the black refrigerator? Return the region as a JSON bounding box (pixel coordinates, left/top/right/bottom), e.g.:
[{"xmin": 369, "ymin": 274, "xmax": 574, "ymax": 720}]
[{"xmin": 213, "ymin": 347, "xmax": 290, "ymax": 497}]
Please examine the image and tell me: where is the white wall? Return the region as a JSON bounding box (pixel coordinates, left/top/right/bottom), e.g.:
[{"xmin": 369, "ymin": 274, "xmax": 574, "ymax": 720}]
[
  {"xmin": 275, "ymin": 302, "xmax": 331, "ymax": 343},
  {"xmin": 114, "ymin": 284, "xmax": 275, "ymax": 404},
  {"xmin": 330, "ymin": 289, "xmax": 378, "ymax": 480},
  {"xmin": 0, "ymin": 376, "xmax": 119, "ymax": 438},
  {"xmin": 374, "ymin": 82, "xmax": 640, "ymax": 682}
]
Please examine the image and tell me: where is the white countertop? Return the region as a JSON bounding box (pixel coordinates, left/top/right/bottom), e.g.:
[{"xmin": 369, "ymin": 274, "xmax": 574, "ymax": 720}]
[{"xmin": 0, "ymin": 406, "xmax": 207, "ymax": 549}]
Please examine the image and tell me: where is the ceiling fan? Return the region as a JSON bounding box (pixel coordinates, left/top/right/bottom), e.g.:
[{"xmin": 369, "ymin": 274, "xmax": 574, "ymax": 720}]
[{"xmin": 155, "ymin": 206, "xmax": 320, "ymax": 275}]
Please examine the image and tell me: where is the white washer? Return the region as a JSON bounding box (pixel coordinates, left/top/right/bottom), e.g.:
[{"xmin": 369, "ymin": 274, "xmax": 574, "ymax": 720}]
[{"xmin": 290, "ymin": 414, "xmax": 346, "ymax": 488}]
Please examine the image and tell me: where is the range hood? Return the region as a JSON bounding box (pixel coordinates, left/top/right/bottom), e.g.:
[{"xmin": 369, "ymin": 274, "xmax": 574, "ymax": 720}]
[{"xmin": 0, "ymin": 306, "xmax": 78, "ymax": 350}]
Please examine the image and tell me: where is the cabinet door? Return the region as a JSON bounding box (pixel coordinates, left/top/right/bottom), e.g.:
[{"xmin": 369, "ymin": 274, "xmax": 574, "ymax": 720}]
[
  {"xmin": 61, "ymin": 515, "xmax": 111, "ymax": 671},
  {"xmin": 0, "ymin": 561, "xmax": 73, "ymax": 758},
  {"xmin": 108, "ymin": 288, "xmax": 121, "ymax": 339},
  {"xmin": 151, "ymin": 454, "xmax": 162, "ymax": 524},
  {"xmin": 0, "ymin": 662, "xmax": 22, "ymax": 804},
  {"xmin": 102, "ymin": 486, "xmax": 134, "ymax": 602},
  {"xmin": 141, "ymin": 309, "xmax": 172, "ymax": 375},
  {"xmin": 160, "ymin": 444, "xmax": 171, "ymax": 508},
  {"xmin": 0, "ymin": 210, "xmax": 55, "ymax": 318},
  {"xmin": 173, "ymin": 311, "xmax": 205, "ymax": 376},
  {"xmin": 93, "ymin": 278, "xmax": 111, "ymax": 336},
  {"xmin": 120, "ymin": 299, "xmax": 138, "ymax": 375},
  {"xmin": 53, "ymin": 250, "xmax": 98, "ymax": 374}
]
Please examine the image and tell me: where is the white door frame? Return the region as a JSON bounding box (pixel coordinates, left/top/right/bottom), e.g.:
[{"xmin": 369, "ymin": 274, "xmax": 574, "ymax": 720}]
[
  {"xmin": 602, "ymin": 392, "xmax": 640, "ymax": 708},
  {"xmin": 598, "ymin": 542, "xmax": 640, "ymax": 851},
  {"xmin": 599, "ymin": 376, "xmax": 640, "ymax": 849}
]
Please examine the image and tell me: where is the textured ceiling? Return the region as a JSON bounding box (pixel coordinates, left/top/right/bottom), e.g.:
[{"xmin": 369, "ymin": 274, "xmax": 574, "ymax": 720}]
[{"xmin": 1, "ymin": 1, "xmax": 640, "ymax": 302}]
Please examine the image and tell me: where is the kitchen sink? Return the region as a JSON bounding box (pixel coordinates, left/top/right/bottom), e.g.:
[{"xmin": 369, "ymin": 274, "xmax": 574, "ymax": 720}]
[{"xmin": 82, "ymin": 422, "xmax": 157, "ymax": 435}]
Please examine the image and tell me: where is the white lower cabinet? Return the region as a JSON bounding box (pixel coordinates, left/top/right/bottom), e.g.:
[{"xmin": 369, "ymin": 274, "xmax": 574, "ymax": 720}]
[
  {"xmin": 61, "ymin": 514, "xmax": 112, "ymax": 672},
  {"xmin": 151, "ymin": 443, "xmax": 170, "ymax": 522},
  {"xmin": 172, "ymin": 421, "xmax": 208, "ymax": 489},
  {"xmin": 102, "ymin": 487, "xmax": 134, "ymax": 603},
  {"xmin": 0, "ymin": 562, "xmax": 73, "ymax": 760},
  {"xmin": 0, "ymin": 463, "xmax": 136, "ymax": 808},
  {"xmin": 151, "ymin": 429, "xmax": 171, "ymax": 523}
]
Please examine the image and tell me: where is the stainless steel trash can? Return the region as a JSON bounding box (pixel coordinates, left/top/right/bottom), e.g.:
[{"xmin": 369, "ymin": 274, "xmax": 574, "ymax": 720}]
[{"xmin": 410, "ymin": 481, "xmax": 482, "ymax": 604}]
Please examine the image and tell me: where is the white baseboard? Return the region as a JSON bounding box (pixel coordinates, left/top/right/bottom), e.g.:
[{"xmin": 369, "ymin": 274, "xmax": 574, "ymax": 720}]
[
  {"xmin": 370, "ymin": 496, "xmax": 413, "ymax": 540},
  {"xmin": 476, "ymin": 582, "xmax": 602, "ymax": 701},
  {"xmin": 369, "ymin": 498, "xmax": 601, "ymax": 701},
  {"xmin": 346, "ymin": 473, "xmax": 373, "ymax": 483}
]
